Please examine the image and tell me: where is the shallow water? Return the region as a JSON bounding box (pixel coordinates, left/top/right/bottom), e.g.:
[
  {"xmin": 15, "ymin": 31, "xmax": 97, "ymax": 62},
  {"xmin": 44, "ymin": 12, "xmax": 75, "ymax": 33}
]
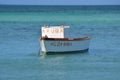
[{"xmin": 0, "ymin": 5, "xmax": 120, "ymax": 80}]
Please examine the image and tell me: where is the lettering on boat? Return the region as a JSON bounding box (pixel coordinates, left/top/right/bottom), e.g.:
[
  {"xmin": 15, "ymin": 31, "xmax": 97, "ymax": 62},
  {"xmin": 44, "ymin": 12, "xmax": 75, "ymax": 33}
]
[
  {"xmin": 42, "ymin": 28, "xmax": 63, "ymax": 33},
  {"xmin": 50, "ymin": 41, "xmax": 72, "ymax": 46}
]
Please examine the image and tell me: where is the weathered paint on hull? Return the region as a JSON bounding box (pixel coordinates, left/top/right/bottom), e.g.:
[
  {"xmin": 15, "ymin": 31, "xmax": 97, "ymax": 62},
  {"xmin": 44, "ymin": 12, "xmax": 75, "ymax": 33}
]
[{"xmin": 40, "ymin": 38, "xmax": 90, "ymax": 54}]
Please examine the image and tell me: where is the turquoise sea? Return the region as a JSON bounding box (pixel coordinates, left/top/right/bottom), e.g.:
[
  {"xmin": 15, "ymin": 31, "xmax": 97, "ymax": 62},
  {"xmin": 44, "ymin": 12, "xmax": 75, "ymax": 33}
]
[{"xmin": 0, "ymin": 5, "xmax": 120, "ymax": 80}]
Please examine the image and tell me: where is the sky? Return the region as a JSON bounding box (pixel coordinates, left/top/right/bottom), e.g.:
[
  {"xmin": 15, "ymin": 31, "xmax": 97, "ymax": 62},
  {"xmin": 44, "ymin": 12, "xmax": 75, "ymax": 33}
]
[{"xmin": 0, "ymin": 0, "xmax": 120, "ymax": 5}]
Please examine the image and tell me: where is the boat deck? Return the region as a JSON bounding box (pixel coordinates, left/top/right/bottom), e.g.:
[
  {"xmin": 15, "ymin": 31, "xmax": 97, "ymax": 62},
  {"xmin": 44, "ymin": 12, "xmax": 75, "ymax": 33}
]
[{"xmin": 40, "ymin": 36, "xmax": 90, "ymax": 41}]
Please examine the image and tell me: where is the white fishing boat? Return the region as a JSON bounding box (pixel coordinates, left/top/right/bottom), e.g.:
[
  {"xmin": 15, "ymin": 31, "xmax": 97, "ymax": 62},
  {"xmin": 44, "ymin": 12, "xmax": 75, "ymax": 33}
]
[{"xmin": 39, "ymin": 25, "xmax": 90, "ymax": 54}]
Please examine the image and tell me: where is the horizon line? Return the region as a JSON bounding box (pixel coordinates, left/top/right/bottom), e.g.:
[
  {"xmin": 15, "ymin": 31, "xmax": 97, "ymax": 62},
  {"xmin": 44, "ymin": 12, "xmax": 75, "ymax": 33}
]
[{"xmin": 0, "ymin": 4, "xmax": 120, "ymax": 6}]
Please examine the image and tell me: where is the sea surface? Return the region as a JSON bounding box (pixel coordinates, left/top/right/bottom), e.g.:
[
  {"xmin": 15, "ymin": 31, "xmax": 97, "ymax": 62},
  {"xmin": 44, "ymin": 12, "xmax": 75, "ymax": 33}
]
[{"xmin": 0, "ymin": 5, "xmax": 120, "ymax": 80}]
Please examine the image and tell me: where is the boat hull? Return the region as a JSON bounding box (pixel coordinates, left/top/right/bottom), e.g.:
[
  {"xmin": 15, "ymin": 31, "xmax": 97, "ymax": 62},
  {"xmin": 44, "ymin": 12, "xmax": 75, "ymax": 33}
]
[{"xmin": 40, "ymin": 37, "xmax": 90, "ymax": 54}]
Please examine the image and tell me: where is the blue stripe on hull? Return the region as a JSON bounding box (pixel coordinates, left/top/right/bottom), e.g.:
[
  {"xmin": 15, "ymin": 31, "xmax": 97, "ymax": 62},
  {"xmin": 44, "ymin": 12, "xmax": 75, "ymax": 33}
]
[{"xmin": 41, "ymin": 49, "xmax": 89, "ymax": 55}]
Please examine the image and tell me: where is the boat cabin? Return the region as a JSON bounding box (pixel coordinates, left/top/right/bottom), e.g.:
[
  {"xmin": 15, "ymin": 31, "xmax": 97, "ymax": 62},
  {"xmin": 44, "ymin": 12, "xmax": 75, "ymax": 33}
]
[{"xmin": 41, "ymin": 25, "xmax": 69, "ymax": 38}]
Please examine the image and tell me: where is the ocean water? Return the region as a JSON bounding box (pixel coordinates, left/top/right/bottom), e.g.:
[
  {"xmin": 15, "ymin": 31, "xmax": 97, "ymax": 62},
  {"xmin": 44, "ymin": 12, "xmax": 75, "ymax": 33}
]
[{"xmin": 0, "ymin": 5, "xmax": 120, "ymax": 80}]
